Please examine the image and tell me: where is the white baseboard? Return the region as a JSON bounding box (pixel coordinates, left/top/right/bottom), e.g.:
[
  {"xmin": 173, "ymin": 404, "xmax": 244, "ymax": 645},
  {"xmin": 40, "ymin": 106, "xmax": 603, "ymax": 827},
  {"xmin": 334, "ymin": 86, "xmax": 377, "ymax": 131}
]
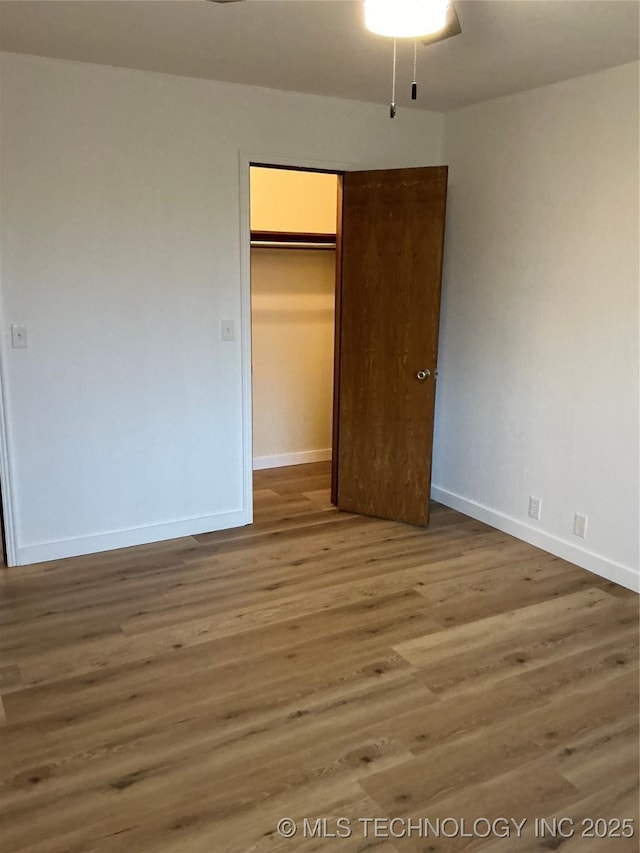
[
  {"xmin": 253, "ymin": 449, "xmax": 332, "ymax": 471},
  {"xmin": 15, "ymin": 509, "xmax": 248, "ymax": 566},
  {"xmin": 431, "ymin": 485, "xmax": 639, "ymax": 594}
]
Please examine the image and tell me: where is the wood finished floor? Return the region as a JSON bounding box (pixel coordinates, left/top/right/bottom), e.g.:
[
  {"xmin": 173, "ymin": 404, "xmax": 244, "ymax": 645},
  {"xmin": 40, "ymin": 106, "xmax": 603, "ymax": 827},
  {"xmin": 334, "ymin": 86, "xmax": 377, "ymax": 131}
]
[{"xmin": 0, "ymin": 462, "xmax": 638, "ymax": 853}]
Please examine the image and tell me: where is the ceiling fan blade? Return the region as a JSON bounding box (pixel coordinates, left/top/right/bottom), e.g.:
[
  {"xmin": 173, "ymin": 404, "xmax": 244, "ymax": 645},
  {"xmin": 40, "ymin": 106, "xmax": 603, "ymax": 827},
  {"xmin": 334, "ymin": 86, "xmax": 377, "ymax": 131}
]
[{"xmin": 421, "ymin": 3, "xmax": 462, "ymax": 46}]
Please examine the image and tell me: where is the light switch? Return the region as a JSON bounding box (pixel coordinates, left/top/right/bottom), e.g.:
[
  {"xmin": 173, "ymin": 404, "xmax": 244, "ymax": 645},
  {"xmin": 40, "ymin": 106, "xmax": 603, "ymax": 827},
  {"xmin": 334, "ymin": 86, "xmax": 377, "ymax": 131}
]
[
  {"xmin": 221, "ymin": 320, "xmax": 235, "ymax": 342},
  {"xmin": 11, "ymin": 324, "xmax": 27, "ymax": 349}
]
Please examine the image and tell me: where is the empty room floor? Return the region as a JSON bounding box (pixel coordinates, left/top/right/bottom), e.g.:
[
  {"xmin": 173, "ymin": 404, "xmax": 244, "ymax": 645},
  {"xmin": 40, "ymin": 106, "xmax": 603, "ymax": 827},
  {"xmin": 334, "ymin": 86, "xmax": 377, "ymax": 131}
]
[{"xmin": 0, "ymin": 462, "xmax": 638, "ymax": 852}]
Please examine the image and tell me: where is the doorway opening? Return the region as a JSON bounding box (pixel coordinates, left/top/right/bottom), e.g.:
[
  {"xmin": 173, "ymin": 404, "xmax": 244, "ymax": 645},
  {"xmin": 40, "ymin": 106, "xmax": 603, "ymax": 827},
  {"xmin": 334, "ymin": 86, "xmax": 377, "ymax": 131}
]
[
  {"xmin": 244, "ymin": 162, "xmax": 448, "ymax": 530},
  {"xmin": 249, "ymin": 165, "xmax": 341, "ymax": 510}
]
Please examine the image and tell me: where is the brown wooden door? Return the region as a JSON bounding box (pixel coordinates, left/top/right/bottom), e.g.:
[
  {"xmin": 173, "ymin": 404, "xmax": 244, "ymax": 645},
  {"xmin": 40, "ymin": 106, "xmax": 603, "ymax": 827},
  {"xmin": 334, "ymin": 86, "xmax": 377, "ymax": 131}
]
[{"xmin": 333, "ymin": 166, "xmax": 448, "ymax": 526}]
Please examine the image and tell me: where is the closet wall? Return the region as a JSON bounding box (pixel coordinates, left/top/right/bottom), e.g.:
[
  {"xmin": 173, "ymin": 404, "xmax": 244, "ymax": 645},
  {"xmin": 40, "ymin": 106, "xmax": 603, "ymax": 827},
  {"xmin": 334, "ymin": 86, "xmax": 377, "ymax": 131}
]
[{"xmin": 250, "ymin": 168, "xmax": 338, "ymax": 470}]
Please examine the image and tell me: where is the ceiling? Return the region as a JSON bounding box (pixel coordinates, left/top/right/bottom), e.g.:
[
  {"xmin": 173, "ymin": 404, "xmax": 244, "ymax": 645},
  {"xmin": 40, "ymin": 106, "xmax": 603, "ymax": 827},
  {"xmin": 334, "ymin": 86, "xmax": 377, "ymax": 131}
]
[{"xmin": 0, "ymin": 0, "xmax": 638, "ymax": 111}]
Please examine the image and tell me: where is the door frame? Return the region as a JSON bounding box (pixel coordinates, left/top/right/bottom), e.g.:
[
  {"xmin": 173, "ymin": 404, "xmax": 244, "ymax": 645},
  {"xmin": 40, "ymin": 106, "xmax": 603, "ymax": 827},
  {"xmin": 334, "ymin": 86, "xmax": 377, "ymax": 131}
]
[
  {"xmin": 238, "ymin": 151, "xmax": 353, "ymax": 523},
  {"xmin": 0, "ymin": 293, "xmax": 17, "ymax": 566}
]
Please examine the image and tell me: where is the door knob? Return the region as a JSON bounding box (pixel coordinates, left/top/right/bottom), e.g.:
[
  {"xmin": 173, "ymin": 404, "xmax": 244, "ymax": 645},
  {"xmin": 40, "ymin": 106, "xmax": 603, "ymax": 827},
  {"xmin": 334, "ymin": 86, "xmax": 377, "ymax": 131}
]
[{"xmin": 416, "ymin": 369, "xmax": 431, "ymax": 381}]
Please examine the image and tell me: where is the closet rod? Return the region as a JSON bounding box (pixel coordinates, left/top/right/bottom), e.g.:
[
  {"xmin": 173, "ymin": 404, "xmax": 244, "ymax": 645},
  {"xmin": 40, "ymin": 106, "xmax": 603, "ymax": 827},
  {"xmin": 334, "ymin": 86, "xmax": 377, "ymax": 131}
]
[
  {"xmin": 251, "ymin": 240, "xmax": 336, "ymax": 250},
  {"xmin": 250, "ymin": 230, "xmax": 336, "ymax": 250}
]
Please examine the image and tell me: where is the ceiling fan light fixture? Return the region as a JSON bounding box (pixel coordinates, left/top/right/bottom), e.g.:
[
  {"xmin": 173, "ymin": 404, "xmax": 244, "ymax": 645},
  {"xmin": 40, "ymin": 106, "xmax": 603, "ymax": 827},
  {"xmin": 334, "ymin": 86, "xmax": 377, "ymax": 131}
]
[{"xmin": 364, "ymin": 0, "xmax": 449, "ymax": 39}]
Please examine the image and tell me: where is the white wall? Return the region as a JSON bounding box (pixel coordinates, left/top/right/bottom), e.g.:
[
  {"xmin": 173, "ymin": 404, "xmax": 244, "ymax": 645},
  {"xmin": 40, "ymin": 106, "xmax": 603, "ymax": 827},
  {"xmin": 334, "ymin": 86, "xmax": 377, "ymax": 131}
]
[
  {"xmin": 434, "ymin": 62, "xmax": 640, "ymax": 591},
  {"xmin": 0, "ymin": 52, "xmax": 443, "ymax": 564},
  {"xmin": 251, "ymin": 249, "xmax": 335, "ymax": 469}
]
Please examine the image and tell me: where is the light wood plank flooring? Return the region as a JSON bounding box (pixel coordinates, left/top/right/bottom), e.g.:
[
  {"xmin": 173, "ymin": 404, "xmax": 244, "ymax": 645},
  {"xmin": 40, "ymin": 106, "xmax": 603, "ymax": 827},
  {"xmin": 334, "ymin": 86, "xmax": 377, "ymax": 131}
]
[{"xmin": 0, "ymin": 462, "xmax": 638, "ymax": 852}]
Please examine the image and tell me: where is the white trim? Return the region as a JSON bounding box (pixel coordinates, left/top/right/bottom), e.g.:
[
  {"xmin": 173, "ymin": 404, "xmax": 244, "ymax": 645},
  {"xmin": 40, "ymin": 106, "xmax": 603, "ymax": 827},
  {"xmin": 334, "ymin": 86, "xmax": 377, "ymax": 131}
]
[
  {"xmin": 431, "ymin": 485, "xmax": 639, "ymax": 594},
  {"xmin": 253, "ymin": 449, "xmax": 332, "ymax": 471},
  {"xmin": 238, "ymin": 150, "xmax": 354, "ymax": 518},
  {"xmin": 238, "ymin": 153, "xmax": 254, "ymax": 527},
  {"xmin": 241, "ymin": 152, "xmax": 354, "ymax": 175},
  {"xmin": 0, "ymin": 304, "xmax": 19, "ymax": 567},
  {"xmin": 16, "ymin": 510, "xmax": 247, "ymax": 566}
]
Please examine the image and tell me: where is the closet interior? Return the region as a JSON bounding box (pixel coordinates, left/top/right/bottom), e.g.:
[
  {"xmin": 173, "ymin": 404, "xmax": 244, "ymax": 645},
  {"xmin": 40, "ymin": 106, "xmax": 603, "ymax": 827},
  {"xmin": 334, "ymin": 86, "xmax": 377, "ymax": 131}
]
[{"xmin": 250, "ymin": 166, "xmax": 339, "ymax": 473}]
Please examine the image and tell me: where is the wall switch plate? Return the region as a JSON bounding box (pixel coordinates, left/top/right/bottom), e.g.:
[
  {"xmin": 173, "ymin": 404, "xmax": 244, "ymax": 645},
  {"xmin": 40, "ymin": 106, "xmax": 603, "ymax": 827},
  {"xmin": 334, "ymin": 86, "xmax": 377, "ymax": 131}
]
[
  {"xmin": 221, "ymin": 320, "xmax": 235, "ymax": 342},
  {"xmin": 528, "ymin": 496, "xmax": 541, "ymax": 521},
  {"xmin": 11, "ymin": 324, "xmax": 27, "ymax": 348},
  {"xmin": 573, "ymin": 513, "xmax": 588, "ymax": 538}
]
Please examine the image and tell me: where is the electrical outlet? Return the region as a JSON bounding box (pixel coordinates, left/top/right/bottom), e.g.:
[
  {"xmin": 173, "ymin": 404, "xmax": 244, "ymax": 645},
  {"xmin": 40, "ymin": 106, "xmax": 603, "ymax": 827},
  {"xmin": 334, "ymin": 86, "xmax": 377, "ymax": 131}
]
[
  {"xmin": 528, "ymin": 496, "xmax": 541, "ymax": 521},
  {"xmin": 573, "ymin": 513, "xmax": 588, "ymax": 538}
]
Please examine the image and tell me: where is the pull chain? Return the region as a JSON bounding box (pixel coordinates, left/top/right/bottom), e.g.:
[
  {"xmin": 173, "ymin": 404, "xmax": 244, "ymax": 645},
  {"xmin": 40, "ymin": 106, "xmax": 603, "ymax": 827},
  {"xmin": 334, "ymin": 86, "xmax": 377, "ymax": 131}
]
[
  {"xmin": 390, "ymin": 38, "xmax": 397, "ymax": 118},
  {"xmin": 411, "ymin": 39, "xmax": 418, "ymax": 100}
]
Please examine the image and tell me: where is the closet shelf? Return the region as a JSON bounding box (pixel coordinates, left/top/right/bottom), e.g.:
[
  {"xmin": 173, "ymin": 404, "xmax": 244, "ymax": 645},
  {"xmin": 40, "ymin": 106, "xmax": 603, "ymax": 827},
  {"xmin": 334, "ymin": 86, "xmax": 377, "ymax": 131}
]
[{"xmin": 250, "ymin": 230, "xmax": 336, "ymax": 250}]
